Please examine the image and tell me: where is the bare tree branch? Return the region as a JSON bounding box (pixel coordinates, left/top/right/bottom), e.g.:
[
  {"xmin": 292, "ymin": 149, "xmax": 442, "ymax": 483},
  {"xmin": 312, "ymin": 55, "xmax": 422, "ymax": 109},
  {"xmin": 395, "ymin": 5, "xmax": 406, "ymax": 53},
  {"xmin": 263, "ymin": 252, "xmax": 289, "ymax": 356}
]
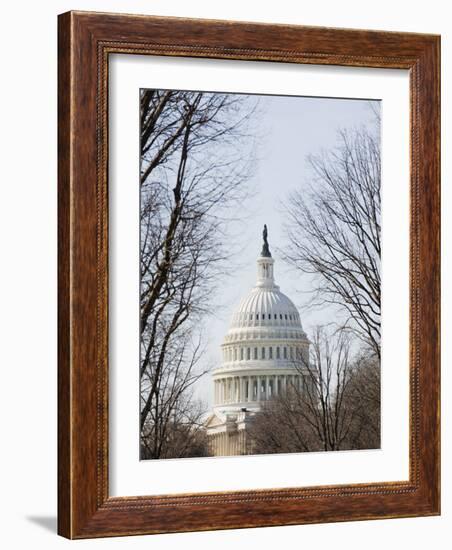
[
  {"xmin": 139, "ymin": 89, "xmax": 257, "ymax": 458},
  {"xmin": 282, "ymin": 123, "xmax": 381, "ymax": 357}
]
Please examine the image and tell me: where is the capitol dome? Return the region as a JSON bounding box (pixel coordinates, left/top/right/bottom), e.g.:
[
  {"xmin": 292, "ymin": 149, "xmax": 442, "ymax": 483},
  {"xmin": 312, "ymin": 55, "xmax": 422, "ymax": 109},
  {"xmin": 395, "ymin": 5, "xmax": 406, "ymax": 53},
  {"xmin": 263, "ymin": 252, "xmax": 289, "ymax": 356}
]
[
  {"xmin": 210, "ymin": 226, "xmax": 310, "ymax": 418},
  {"xmin": 231, "ymin": 283, "xmax": 302, "ymax": 330}
]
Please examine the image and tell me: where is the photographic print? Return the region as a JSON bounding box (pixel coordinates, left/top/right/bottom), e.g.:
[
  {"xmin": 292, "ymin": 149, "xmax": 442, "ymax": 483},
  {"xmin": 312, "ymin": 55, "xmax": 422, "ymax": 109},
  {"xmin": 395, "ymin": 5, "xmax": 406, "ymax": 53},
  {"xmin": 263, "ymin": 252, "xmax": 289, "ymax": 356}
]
[{"xmin": 139, "ymin": 89, "xmax": 381, "ymax": 460}]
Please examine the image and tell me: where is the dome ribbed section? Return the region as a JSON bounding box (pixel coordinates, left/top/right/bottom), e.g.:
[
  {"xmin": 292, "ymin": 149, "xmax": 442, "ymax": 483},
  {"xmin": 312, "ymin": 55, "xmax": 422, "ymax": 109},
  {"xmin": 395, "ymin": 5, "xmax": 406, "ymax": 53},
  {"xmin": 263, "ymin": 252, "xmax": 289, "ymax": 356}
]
[{"xmin": 231, "ymin": 287, "xmax": 302, "ymax": 329}]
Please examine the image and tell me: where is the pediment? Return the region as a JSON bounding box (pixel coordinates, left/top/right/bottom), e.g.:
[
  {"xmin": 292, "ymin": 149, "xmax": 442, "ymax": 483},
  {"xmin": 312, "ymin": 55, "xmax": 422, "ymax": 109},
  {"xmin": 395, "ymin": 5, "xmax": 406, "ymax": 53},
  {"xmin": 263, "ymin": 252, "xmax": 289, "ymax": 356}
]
[{"xmin": 204, "ymin": 412, "xmax": 226, "ymax": 429}]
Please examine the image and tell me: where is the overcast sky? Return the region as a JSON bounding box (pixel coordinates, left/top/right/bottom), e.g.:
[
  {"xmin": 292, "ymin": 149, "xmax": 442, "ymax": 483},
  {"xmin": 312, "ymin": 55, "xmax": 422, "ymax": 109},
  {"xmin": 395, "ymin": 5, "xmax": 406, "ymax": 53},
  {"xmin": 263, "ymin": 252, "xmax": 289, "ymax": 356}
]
[{"xmin": 186, "ymin": 93, "xmax": 380, "ymax": 406}]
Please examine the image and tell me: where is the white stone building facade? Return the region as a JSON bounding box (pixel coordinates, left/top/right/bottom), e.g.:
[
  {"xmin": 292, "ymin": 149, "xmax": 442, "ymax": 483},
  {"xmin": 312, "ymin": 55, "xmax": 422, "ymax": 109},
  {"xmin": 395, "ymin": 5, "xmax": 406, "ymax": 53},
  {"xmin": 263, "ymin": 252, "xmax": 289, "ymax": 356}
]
[{"xmin": 205, "ymin": 228, "xmax": 310, "ymax": 456}]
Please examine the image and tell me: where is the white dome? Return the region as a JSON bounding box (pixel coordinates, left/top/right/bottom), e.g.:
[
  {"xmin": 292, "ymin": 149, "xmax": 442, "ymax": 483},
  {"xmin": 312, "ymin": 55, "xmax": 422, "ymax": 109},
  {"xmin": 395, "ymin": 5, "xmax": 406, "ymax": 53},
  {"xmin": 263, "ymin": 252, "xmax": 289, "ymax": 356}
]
[
  {"xmin": 231, "ymin": 286, "xmax": 302, "ymax": 329},
  {"xmin": 215, "ymin": 248, "xmax": 307, "ymax": 360},
  {"xmin": 227, "ymin": 253, "xmax": 303, "ymax": 332}
]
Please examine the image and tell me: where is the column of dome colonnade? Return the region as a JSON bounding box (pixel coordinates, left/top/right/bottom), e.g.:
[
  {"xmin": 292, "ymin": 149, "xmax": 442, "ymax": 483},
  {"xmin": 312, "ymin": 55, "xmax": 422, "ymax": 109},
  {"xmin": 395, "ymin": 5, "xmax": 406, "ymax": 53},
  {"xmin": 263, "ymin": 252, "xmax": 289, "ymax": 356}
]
[{"xmin": 213, "ymin": 374, "xmax": 308, "ymax": 405}]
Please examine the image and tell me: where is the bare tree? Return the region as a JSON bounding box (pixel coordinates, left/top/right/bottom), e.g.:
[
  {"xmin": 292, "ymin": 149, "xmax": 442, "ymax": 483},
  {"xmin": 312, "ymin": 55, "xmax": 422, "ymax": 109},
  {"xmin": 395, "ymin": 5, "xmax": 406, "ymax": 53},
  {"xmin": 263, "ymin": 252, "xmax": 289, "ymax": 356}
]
[
  {"xmin": 140, "ymin": 90, "xmax": 257, "ymax": 458},
  {"xmin": 248, "ymin": 389, "xmax": 322, "ymax": 455},
  {"xmin": 141, "ymin": 383, "xmax": 210, "ymax": 460},
  {"xmin": 249, "ymin": 328, "xmax": 380, "ymax": 454},
  {"xmin": 283, "ymin": 124, "xmax": 381, "ymax": 357},
  {"xmin": 341, "ymin": 353, "xmax": 380, "ymax": 449},
  {"xmin": 300, "ymin": 327, "xmax": 355, "ymax": 451}
]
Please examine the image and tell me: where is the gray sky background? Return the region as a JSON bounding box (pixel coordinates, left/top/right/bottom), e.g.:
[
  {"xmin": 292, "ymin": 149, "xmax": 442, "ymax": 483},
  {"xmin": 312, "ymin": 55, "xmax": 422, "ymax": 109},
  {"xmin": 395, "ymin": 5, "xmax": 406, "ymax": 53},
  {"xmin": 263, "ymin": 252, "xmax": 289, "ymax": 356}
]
[{"xmin": 189, "ymin": 94, "xmax": 379, "ymax": 406}]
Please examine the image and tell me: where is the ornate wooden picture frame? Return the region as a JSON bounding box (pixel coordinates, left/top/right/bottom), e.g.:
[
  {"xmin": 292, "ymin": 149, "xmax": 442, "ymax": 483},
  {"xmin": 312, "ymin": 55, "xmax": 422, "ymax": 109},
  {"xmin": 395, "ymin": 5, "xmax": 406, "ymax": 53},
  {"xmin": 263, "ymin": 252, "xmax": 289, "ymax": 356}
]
[{"xmin": 58, "ymin": 11, "xmax": 440, "ymax": 539}]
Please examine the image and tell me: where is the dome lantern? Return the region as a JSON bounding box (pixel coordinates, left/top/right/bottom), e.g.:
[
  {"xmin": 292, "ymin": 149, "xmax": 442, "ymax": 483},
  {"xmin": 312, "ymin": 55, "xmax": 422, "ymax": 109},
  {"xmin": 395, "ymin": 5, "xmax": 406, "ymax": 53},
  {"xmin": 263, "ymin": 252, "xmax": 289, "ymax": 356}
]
[{"xmin": 256, "ymin": 224, "xmax": 276, "ymax": 288}]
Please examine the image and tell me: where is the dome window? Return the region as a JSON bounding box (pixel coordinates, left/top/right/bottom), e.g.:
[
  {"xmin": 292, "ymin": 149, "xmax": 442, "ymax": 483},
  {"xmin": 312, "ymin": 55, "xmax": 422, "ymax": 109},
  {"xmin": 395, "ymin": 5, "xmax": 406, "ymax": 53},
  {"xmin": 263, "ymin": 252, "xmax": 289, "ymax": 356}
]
[
  {"xmin": 240, "ymin": 348, "xmax": 244, "ymax": 360},
  {"xmin": 247, "ymin": 348, "xmax": 251, "ymax": 360},
  {"xmin": 254, "ymin": 347, "xmax": 258, "ymax": 360},
  {"xmin": 268, "ymin": 314, "xmax": 271, "ymax": 320},
  {"xmin": 283, "ymin": 347, "xmax": 287, "ymax": 359},
  {"xmin": 269, "ymin": 347, "xmax": 273, "ymax": 359},
  {"xmin": 285, "ymin": 314, "xmax": 288, "ymax": 320},
  {"xmin": 276, "ymin": 347, "xmax": 280, "ymax": 359},
  {"xmin": 280, "ymin": 314, "xmax": 283, "ymax": 319},
  {"xmin": 274, "ymin": 314, "xmax": 277, "ymax": 319},
  {"xmin": 261, "ymin": 347, "xmax": 266, "ymax": 359}
]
